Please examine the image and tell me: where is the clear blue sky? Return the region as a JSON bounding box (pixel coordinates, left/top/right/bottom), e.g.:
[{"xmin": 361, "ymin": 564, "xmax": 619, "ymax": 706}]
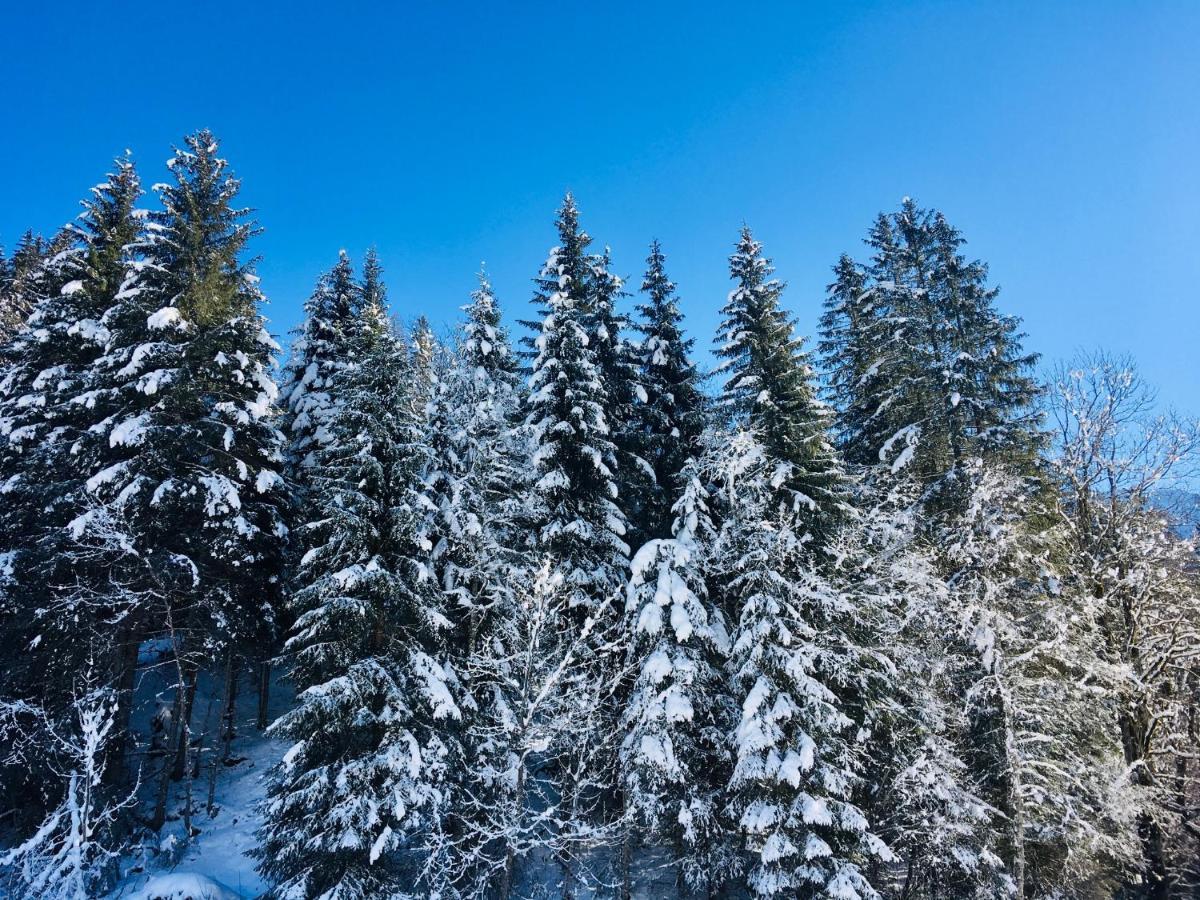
[{"xmin": 2, "ymin": 2, "xmax": 1196, "ymax": 410}]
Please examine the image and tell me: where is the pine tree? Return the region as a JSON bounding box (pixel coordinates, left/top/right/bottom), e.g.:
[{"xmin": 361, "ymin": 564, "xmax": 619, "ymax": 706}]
[
  {"xmin": 0, "ymin": 230, "xmax": 68, "ymax": 342},
  {"xmin": 846, "ymin": 489, "xmax": 1013, "ymax": 899},
  {"xmin": 586, "ymin": 246, "xmax": 645, "ymax": 538},
  {"xmin": 422, "ymin": 272, "xmax": 524, "ymax": 653},
  {"xmin": 524, "ymin": 195, "xmax": 629, "ymax": 613},
  {"xmin": 631, "ymin": 240, "xmax": 706, "ymax": 541},
  {"xmin": 817, "ymin": 254, "xmax": 878, "ymax": 460},
  {"xmin": 711, "ymin": 431, "xmax": 889, "ymax": 898},
  {"xmin": 71, "ymin": 133, "xmax": 286, "ymax": 831},
  {"xmin": 715, "ymin": 226, "xmax": 847, "ymax": 539},
  {"xmin": 621, "ymin": 459, "xmax": 736, "ymax": 893},
  {"xmin": 279, "ymin": 250, "xmax": 360, "ymax": 478},
  {"xmin": 257, "ymin": 291, "xmax": 463, "ymax": 899},
  {"xmin": 819, "ymin": 200, "xmax": 1041, "ymax": 504},
  {"xmin": 87, "ymin": 131, "xmax": 286, "ymax": 656},
  {"xmin": 0, "ymin": 160, "xmax": 145, "ymax": 804}
]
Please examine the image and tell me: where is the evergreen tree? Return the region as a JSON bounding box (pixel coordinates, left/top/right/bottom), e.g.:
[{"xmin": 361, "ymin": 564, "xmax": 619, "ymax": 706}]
[
  {"xmin": 423, "ymin": 272, "xmax": 524, "ymax": 654},
  {"xmin": 0, "ymin": 160, "xmax": 144, "ymax": 809},
  {"xmin": 847, "ymin": 488, "xmax": 1013, "ymax": 899},
  {"xmin": 88, "ymin": 131, "xmax": 286, "ymax": 656},
  {"xmin": 0, "ymin": 230, "xmax": 67, "ymax": 342},
  {"xmin": 715, "ymin": 226, "xmax": 847, "ymax": 538},
  {"xmin": 819, "ymin": 200, "xmax": 1041, "ymax": 503},
  {"xmin": 631, "ymin": 240, "xmax": 706, "ymax": 541},
  {"xmin": 621, "ymin": 459, "xmax": 736, "ymax": 893},
  {"xmin": 711, "ymin": 431, "xmax": 888, "ymax": 898},
  {"xmin": 279, "ymin": 250, "xmax": 360, "ymax": 478},
  {"xmin": 524, "ymin": 195, "xmax": 629, "ymax": 613},
  {"xmin": 586, "ymin": 246, "xmax": 645, "ymax": 538},
  {"xmin": 257, "ymin": 291, "xmax": 463, "ymax": 899},
  {"xmin": 73, "ymin": 133, "xmax": 286, "ymax": 830}
]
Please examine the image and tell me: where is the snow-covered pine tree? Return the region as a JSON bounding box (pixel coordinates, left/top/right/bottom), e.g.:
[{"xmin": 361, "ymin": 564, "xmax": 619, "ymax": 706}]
[
  {"xmin": 257, "ymin": 288, "xmax": 464, "ymax": 899},
  {"xmin": 86, "ymin": 131, "xmax": 287, "ymax": 655},
  {"xmin": 630, "ymin": 240, "xmax": 706, "ymax": 541},
  {"xmin": 817, "ymin": 254, "xmax": 879, "ymax": 461},
  {"xmin": 710, "ymin": 430, "xmax": 889, "ymax": 899},
  {"xmin": 621, "ymin": 457, "xmax": 737, "ymax": 894},
  {"xmin": 421, "ymin": 272, "xmax": 530, "ymax": 897},
  {"xmin": 818, "ymin": 200, "xmax": 1041, "ymax": 507},
  {"xmin": 520, "ymin": 196, "xmax": 633, "ymax": 894},
  {"xmin": 0, "ymin": 159, "xmax": 144, "ymax": 804},
  {"xmin": 845, "ymin": 488, "xmax": 1013, "ymax": 899},
  {"xmin": 586, "ymin": 245, "xmax": 646, "ymax": 541},
  {"xmin": 0, "ymin": 230, "xmax": 69, "ymax": 343},
  {"xmin": 715, "ymin": 226, "xmax": 848, "ymax": 540},
  {"xmin": 279, "ymin": 250, "xmax": 360, "ymax": 479},
  {"xmin": 71, "ymin": 133, "xmax": 286, "ymax": 829},
  {"xmin": 410, "ymin": 314, "xmax": 441, "ymax": 425},
  {"xmin": 524, "ymin": 195, "xmax": 629, "ymax": 614},
  {"xmin": 422, "ymin": 272, "xmax": 524, "ymax": 655}
]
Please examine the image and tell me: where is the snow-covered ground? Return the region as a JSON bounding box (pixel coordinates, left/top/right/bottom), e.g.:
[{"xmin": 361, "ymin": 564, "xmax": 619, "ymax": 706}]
[{"xmin": 106, "ymin": 661, "xmax": 291, "ymax": 900}]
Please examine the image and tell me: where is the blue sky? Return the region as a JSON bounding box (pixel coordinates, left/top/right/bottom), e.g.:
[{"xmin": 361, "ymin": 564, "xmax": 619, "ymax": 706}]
[{"xmin": 2, "ymin": 2, "xmax": 1196, "ymax": 410}]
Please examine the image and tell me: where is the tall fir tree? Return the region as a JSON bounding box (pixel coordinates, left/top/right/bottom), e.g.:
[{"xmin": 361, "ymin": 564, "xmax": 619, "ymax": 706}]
[
  {"xmin": 586, "ymin": 245, "xmax": 645, "ymax": 538},
  {"xmin": 279, "ymin": 250, "xmax": 360, "ymax": 478},
  {"xmin": 819, "ymin": 199, "xmax": 1041, "ymax": 506},
  {"xmin": 0, "ymin": 161, "xmax": 144, "ymax": 823},
  {"xmin": 630, "ymin": 240, "xmax": 706, "ymax": 541},
  {"xmin": 257, "ymin": 285, "xmax": 464, "ymax": 899},
  {"xmin": 715, "ymin": 226, "xmax": 848, "ymax": 539},
  {"xmin": 710, "ymin": 431, "xmax": 889, "ymax": 899},
  {"xmin": 524, "ymin": 195, "xmax": 629, "ymax": 613},
  {"xmin": 621, "ymin": 458, "xmax": 737, "ymax": 894},
  {"xmin": 73, "ymin": 133, "xmax": 286, "ymax": 829}
]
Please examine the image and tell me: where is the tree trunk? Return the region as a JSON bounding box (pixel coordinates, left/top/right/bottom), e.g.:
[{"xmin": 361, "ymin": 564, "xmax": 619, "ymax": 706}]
[
  {"xmin": 150, "ymin": 678, "xmax": 185, "ymax": 830},
  {"xmin": 499, "ymin": 762, "xmax": 527, "ymax": 900},
  {"xmin": 256, "ymin": 658, "xmax": 271, "ymax": 731},
  {"xmin": 207, "ymin": 654, "xmax": 238, "ymax": 815},
  {"xmin": 105, "ymin": 625, "xmax": 141, "ymax": 789},
  {"xmin": 171, "ymin": 666, "xmax": 199, "ymax": 781}
]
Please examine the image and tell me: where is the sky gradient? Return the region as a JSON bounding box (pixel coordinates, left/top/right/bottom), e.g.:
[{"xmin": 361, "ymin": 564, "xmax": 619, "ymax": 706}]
[{"xmin": 2, "ymin": 1, "xmax": 1196, "ymax": 410}]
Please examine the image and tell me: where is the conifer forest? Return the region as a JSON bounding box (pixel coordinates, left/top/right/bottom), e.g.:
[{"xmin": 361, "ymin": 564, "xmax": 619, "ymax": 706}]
[{"xmin": 1, "ymin": 132, "xmax": 1198, "ymax": 900}]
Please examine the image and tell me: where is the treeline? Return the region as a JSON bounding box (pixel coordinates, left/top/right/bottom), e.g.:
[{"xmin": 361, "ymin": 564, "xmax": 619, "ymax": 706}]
[{"xmin": 0, "ymin": 132, "xmax": 1198, "ymax": 900}]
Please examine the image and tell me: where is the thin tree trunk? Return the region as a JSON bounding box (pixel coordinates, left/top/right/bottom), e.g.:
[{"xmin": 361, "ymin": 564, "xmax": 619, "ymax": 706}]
[
  {"xmin": 171, "ymin": 666, "xmax": 199, "ymax": 781},
  {"xmin": 256, "ymin": 658, "xmax": 270, "ymax": 731},
  {"xmin": 499, "ymin": 763, "xmax": 526, "ymax": 900},
  {"xmin": 620, "ymin": 823, "xmax": 632, "ymax": 900},
  {"xmin": 207, "ymin": 653, "xmax": 238, "ymax": 815},
  {"xmin": 150, "ymin": 678, "xmax": 185, "ymax": 830},
  {"xmin": 106, "ymin": 625, "xmax": 140, "ymax": 789}
]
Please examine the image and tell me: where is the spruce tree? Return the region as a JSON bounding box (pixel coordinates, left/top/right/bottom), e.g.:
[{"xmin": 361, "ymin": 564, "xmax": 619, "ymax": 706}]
[
  {"xmin": 711, "ymin": 431, "xmax": 888, "ymax": 898},
  {"xmin": 621, "ymin": 459, "xmax": 736, "ymax": 893},
  {"xmin": 819, "ymin": 199, "xmax": 1041, "ymax": 501},
  {"xmin": 279, "ymin": 250, "xmax": 360, "ymax": 478},
  {"xmin": 715, "ymin": 226, "xmax": 847, "ymax": 538},
  {"xmin": 586, "ymin": 245, "xmax": 645, "ymax": 538},
  {"xmin": 524, "ymin": 195, "xmax": 629, "ymax": 612},
  {"xmin": 0, "ymin": 230, "xmax": 67, "ymax": 342},
  {"xmin": 0, "ymin": 160, "xmax": 144, "ymax": 803},
  {"xmin": 257, "ymin": 289, "xmax": 463, "ymax": 899},
  {"xmin": 631, "ymin": 240, "xmax": 706, "ymax": 541},
  {"xmin": 74, "ymin": 133, "xmax": 286, "ymax": 830},
  {"xmin": 89, "ymin": 131, "xmax": 286, "ymax": 655},
  {"xmin": 423, "ymin": 272, "xmax": 524, "ymax": 654}
]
